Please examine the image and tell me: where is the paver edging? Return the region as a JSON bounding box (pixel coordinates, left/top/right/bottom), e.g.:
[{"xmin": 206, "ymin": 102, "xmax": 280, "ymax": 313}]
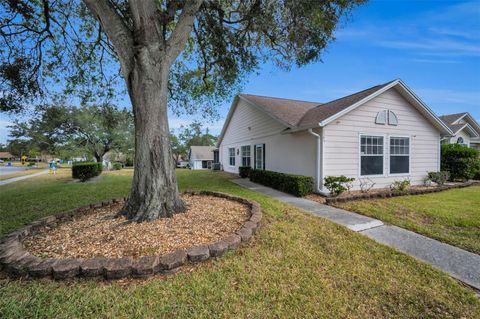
[
  {"xmin": 0, "ymin": 191, "xmax": 261, "ymax": 280},
  {"xmin": 325, "ymin": 180, "xmax": 480, "ymax": 205}
]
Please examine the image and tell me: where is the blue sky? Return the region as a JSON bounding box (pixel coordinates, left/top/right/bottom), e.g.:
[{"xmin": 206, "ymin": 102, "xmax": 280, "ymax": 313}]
[{"xmin": 1, "ymin": 0, "xmax": 479, "ymax": 143}]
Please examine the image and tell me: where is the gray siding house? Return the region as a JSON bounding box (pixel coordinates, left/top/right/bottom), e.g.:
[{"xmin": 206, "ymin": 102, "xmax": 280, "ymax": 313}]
[
  {"xmin": 439, "ymin": 113, "xmax": 480, "ymax": 150},
  {"xmin": 217, "ymin": 79, "xmax": 453, "ymax": 194}
]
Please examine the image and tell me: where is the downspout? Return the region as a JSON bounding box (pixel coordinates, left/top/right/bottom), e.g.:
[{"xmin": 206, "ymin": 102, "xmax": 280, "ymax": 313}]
[{"xmin": 308, "ymin": 128, "xmax": 323, "ymax": 194}]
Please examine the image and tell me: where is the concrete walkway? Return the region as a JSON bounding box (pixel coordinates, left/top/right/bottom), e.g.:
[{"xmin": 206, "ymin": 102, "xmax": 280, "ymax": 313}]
[
  {"xmin": 233, "ymin": 178, "xmax": 480, "ymax": 290},
  {"xmin": 0, "ymin": 170, "xmax": 49, "ymax": 186}
]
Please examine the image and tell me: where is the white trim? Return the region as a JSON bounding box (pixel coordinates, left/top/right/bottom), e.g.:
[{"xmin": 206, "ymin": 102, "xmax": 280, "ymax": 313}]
[
  {"xmin": 319, "ymin": 80, "xmax": 453, "ymax": 136},
  {"xmin": 452, "ymin": 123, "xmax": 479, "ymax": 138},
  {"xmin": 358, "ymin": 133, "xmax": 387, "ymax": 178},
  {"xmin": 387, "ymin": 135, "xmax": 411, "ymax": 177}
]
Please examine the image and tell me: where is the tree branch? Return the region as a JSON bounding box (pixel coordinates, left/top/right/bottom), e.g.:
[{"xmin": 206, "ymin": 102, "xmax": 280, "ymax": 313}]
[
  {"xmin": 165, "ymin": 0, "xmax": 203, "ymax": 65},
  {"xmin": 82, "ymin": 0, "xmax": 134, "ymax": 76}
]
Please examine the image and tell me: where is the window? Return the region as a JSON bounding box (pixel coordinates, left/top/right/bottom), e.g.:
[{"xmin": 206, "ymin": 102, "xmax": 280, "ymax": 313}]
[
  {"xmin": 456, "ymin": 137, "xmax": 467, "ymax": 146},
  {"xmin": 388, "ymin": 111, "xmax": 398, "ymax": 125},
  {"xmin": 360, "ymin": 135, "xmax": 384, "ymax": 176},
  {"xmin": 389, "ymin": 137, "xmax": 409, "ymax": 174},
  {"xmin": 254, "ymin": 144, "xmax": 265, "ymax": 170},
  {"xmin": 241, "ymin": 145, "xmax": 251, "ymax": 167},
  {"xmin": 375, "ymin": 110, "xmax": 387, "ymax": 125},
  {"xmin": 228, "ymin": 148, "xmax": 235, "ymax": 166}
]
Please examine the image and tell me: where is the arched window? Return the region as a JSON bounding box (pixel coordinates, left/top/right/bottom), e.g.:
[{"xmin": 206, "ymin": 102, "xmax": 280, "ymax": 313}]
[
  {"xmin": 375, "ymin": 110, "xmax": 387, "ymax": 125},
  {"xmin": 388, "ymin": 111, "xmax": 398, "ymax": 126},
  {"xmin": 457, "ymin": 137, "xmax": 464, "ymax": 145}
]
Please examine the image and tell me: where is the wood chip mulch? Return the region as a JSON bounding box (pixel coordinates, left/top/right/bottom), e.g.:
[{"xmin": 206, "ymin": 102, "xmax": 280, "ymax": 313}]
[{"xmin": 23, "ymin": 194, "xmax": 250, "ymax": 260}]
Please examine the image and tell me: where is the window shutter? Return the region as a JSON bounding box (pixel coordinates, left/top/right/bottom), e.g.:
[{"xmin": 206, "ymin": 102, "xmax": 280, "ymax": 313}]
[{"xmin": 262, "ymin": 144, "xmax": 265, "ymax": 170}]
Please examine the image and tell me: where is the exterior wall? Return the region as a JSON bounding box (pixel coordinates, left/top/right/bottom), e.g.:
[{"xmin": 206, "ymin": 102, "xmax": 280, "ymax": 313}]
[
  {"xmin": 323, "ymin": 88, "xmax": 441, "ymax": 190},
  {"xmin": 190, "ymin": 160, "xmax": 202, "ymax": 170},
  {"xmin": 448, "ymin": 130, "xmax": 471, "ymax": 146},
  {"xmin": 219, "ymin": 99, "xmax": 316, "ymax": 177}
]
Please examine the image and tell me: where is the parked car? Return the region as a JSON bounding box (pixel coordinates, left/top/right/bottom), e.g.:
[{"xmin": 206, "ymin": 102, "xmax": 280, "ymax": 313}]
[{"xmin": 176, "ymin": 161, "xmax": 189, "ymax": 168}]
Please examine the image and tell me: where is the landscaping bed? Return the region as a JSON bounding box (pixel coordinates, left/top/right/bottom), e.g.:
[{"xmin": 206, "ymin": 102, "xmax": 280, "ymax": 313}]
[
  {"xmin": 306, "ymin": 180, "xmax": 480, "ymax": 205},
  {"xmin": 0, "ymin": 191, "xmax": 262, "ymax": 280}
]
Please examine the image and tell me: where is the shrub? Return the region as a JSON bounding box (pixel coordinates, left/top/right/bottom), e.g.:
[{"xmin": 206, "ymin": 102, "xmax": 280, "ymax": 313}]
[
  {"xmin": 238, "ymin": 166, "xmax": 251, "ymax": 178},
  {"xmin": 359, "ymin": 178, "xmax": 375, "ymax": 193},
  {"xmin": 324, "ymin": 175, "xmax": 355, "ymax": 196},
  {"xmin": 125, "ymin": 157, "xmax": 134, "ymax": 167},
  {"xmin": 390, "ymin": 179, "xmax": 411, "ymax": 192},
  {"xmin": 249, "ymin": 169, "xmax": 313, "ymax": 197},
  {"xmin": 441, "ymin": 144, "xmax": 479, "ymax": 181},
  {"xmin": 72, "ymin": 162, "xmax": 103, "ymax": 181},
  {"xmin": 427, "ymin": 171, "xmax": 450, "ymax": 186},
  {"xmin": 27, "ymin": 161, "xmax": 36, "ymax": 167},
  {"xmin": 112, "ymin": 162, "xmax": 123, "ymax": 170}
]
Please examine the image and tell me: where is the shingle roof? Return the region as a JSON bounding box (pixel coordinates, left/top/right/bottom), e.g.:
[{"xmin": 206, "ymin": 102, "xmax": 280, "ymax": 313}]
[
  {"xmin": 239, "ymin": 94, "xmax": 320, "ymax": 127},
  {"xmin": 297, "ymin": 81, "xmax": 395, "ymax": 127},
  {"xmin": 438, "ymin": 113, "xmax": 468, "ymax": 132},
  {"xmin": 238, "ymin": 81, "xmax": 395, "ymax": 128},
  {"xmin": 0, "ymin": 152, "xmax": 13, "ymax": 158},
  {"xmin": 189, "ymin": 146, "xmax": 215, "ymax": 160}
]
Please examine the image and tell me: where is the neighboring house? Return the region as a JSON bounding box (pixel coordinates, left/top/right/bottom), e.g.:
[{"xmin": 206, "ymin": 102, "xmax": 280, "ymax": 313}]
[
  {"xmin": 188, "ymin": 146, "xmax": 216, "ymax": 170},
  {"xmin": 0, "ymin": 152, "xmax": 14, "ymax": 161},
  {"xmin": 439, "ymin": 113, "xmax": 480, "ymax": 150},
  {"xmin": 217, "ymin": 79, "xmax": 453, "ymax": 193}
]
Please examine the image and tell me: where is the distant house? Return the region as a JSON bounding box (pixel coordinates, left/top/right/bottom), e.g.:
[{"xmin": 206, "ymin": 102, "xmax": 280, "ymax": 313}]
[
  {"xmin": 439, "ymin": 113, "xmax": 480, "ymax": 150},
  {"xmin": 0, "ymin": 152, "xmax": 14, "ymax": 160},
  {"xmin": 188, "ymin": 146, "xmax": 216, "ymax": 170},
  {"xmin": 217, "ymin": 79, "xmax": 453, "ymax": 194}
]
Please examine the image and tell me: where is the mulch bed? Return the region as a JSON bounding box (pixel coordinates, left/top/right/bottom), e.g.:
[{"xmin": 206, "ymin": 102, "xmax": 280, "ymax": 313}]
[
  {"xmin": 24, "ymin": 194, "xmax": 249, "ymax": 259},
  {"xmin": 0, "ymin": 191, "xmax": 262, "ymax": 281}
]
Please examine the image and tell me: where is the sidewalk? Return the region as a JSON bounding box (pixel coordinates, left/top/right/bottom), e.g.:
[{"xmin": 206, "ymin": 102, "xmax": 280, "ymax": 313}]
[
  {"xmin": 232, "ymin": 178, "xmax": 480, "ymax": 291},
  {"xmin": 0, "ymin": 170, "xmax": 49, "ymax": 186}
]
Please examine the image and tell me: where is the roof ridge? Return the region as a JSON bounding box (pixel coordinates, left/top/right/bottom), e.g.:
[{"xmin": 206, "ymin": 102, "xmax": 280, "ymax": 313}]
[
  {"xmin": 239, "ymin": 93, "xmax": 322, "ymax": 105},
  {"xmin": 296, "ymin": 80, "xmax": 396, "ymax": 126}
]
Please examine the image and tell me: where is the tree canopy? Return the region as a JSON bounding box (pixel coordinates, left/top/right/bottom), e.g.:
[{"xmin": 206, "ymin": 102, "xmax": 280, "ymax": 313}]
[
  {"xmin": 8, "ymin": 103, "xmax": 134, "ymax": 161},
  {"xmin": 1, "ymin": 0, "xmax": 366, "ymax": 115}
]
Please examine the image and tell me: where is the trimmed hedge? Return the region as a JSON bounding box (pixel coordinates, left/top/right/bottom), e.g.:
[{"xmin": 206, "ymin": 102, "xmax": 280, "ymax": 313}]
[
  {"xmin": 72, "ymin": 162, "xmax": 103, "ymax": 181},
  {"xmin": 238, "ymin": 166, "xmax": 251, "ymax": 178},
  {"xmin": 441, "ymin": 144, "xmax": 479, "ymax": 181},
  {"xmin": 112, "ymin": 162, "xmax": 123, "ymax": 170},
  {"xmin": 249, "ymin": 169, "xmax": 313, "ymax": 197}
]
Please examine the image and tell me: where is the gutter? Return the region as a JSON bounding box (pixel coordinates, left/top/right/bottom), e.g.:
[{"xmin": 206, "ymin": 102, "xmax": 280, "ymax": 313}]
[{"xmin": 307, "ymin": 128, "xmax": 328, "ymax": 195}]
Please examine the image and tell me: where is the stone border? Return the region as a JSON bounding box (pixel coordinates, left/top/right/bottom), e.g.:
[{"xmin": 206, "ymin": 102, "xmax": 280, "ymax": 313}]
[
  {"xmin": 325, "ymin": 180, "xmax": 480, "ymax": 205},
  {"xmin": 0, "ymin": 191, "xmax": 262, "ymax": 280}
]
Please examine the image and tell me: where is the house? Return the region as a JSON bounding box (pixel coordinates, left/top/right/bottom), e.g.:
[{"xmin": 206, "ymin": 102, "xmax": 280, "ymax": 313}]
[
  {"xmin": 439, "ymin": 113, "xmax": 480, "ymax": 150},
  {"xmin": 188, "ymin": 146, "xmax": 216, "ymax": 170},
  {"xmin": 217, "ymin": 79, "xmax": 453, "ymax": 193},
  {"xmin": 0, "ymin": 152, "xmax": 14, "ymax": 161}
]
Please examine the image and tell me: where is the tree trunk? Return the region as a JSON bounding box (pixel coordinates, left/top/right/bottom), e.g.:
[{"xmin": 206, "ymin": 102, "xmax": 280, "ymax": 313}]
[
  {"xmin": 119, "ymin": 50, "xmax": 185, "ymax": 222},
  {"xmin": 94, "ymin": 152, "xmax": 102, "ymax": 163}
]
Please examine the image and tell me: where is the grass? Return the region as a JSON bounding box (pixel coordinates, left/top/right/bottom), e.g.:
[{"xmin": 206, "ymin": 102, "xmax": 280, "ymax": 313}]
[
  {"xmin": 336, "ymin": 187, "xmax": 480, "ymax": 254},
  {"xmin": 0, "ymin": 169, "xmax": 479, "ymax": 318}
]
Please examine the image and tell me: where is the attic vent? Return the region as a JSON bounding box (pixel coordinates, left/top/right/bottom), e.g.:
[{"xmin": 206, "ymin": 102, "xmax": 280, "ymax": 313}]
[
  {"xmin": 375, "ymin": 110, "xmax": 387, "ymax": 125},
  {"xmin": 388, "ymin": 111, "xmax": 398, "ymax": 126}
]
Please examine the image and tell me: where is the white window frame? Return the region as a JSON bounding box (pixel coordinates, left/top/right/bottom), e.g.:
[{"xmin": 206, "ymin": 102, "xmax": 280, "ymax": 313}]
[
  {"xmin": 254, "ymin": 144, "xmax": 264, "ymax": 170},
  {"xmin": 228, "ymin": 147, "xmax": 235, "ymax": 167},
  {"xmin": 241, "ymin": 145, "xmax": 251, "ymax": 167},
  {"xmin": 358, "ymin": 134, "xmax": 386, "ymax": 178},
  {"xmin": 388, "ymin": 135, "xmax": 411, "ymax": 176}
]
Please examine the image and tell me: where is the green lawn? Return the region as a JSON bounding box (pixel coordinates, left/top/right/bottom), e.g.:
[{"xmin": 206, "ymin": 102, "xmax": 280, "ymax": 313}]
[
  {"xmin": 0, "ymin": 170, "xmax": 479, "ymax": 318},
  {"xmin": 336, "ymin": 187, "xmax": 480, "ymax": 255}
]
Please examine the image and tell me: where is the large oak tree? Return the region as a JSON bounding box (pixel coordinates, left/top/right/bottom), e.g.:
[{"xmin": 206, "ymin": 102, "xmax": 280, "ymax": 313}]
[{"xmin": 0, "ymin": 0, "xmax": 366, "ymax": 221}]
